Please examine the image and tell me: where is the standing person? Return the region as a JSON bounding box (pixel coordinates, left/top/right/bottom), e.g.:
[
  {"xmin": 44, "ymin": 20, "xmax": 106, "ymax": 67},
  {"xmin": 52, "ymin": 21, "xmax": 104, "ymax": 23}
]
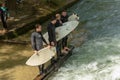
[
  {"xmin": 0, "ymin": 2, "xmax": 9, "ymax": 32},
  {"xmin": 31, "ymin": 24, "xmax": 48, "ymax": 74},
  {"xmin": 55, "ymin": 13, "xmax": 68, "ymax": 56},
  {"xmin": 61, "ymin": 10, "xmax": 70, "ymax": 52},
  {"xmin": 47, "ymin": 16, "xmax": 58, "ymax": 63},
  {"xmin": 47, "ymin": 16, "xmax": 57, "ymax": 47},
  {"xmin": 55, "ymin": 14, "xmax": 62, "ymax": 57}
]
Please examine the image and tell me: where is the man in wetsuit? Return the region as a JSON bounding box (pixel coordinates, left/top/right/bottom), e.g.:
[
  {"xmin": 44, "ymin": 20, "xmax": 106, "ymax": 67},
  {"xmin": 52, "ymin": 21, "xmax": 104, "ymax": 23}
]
[
  {"xmin": 31, "ymin": 24, "xmax": 48, "ymax": 74},
  {"xmin": 47, "ymin": 16, "xmax": 57, "ymax": 46},
  {"xmin": 61, "ymin": 10, "xmax": 70, "ymax": 52},
  {"xmin": 55, "ymin": 14, "xmax": 62, "ymax": 58},
  {"xmin": 55, "ymin": 13, "xmax": 68, "ymax": 56},
  {"xmin": 0, "ymin": 2, "xmax": 9, "ymax": 32},
  {"xmin": 47, "ymin": 16, "xmax": 59, "ymax": 63}
]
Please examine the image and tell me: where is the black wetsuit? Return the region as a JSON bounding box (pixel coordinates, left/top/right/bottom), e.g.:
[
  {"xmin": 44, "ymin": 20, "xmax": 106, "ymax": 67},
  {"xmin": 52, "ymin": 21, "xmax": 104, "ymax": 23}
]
[
  {"xmin": 31, "ymin": 31, "xmax": 48, "ymax": 74},
  {"xmin": 47, "ymin": 22, "xmax": 60, "ymax": 63},
  {"xmin": 61, "ymin": 15, "xmax": 69, "ymax": 23},
  {"xmin": 61, "ymin": 15, "xmax": 69, "ymax": 49},
  {"xmin": 55, "ymin": 20, "xmax": 63, "ymax": 57},
  {"xmin": 47, "ymin": 22, "xmax": 56, "ymax": 45},
  {"xmin": 0, "ymin": 7, "xmax": 9, "ymax": 29},
  {"xmin": 55, "ymin": 20, "xmax": 62, "ymax": 28}
]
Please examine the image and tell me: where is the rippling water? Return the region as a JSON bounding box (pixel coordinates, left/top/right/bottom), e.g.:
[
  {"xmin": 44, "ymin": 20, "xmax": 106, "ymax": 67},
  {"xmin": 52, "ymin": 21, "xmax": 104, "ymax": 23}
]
[{"xmin": 49, "ymin": 0, "xmax": 120, "ymax": 80}]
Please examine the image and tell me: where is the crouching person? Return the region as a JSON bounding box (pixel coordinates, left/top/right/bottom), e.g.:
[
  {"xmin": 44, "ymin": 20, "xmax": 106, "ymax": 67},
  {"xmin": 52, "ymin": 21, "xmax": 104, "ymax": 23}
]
[{"xmin": 31, "ymin": 24, "xmax": 48, "ymax": 75}]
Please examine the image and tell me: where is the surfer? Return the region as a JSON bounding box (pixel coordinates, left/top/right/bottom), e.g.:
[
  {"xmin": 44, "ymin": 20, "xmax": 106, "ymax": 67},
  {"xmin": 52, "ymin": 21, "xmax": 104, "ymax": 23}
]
[
  {"xmin": 55, "ymin": 13, "xmax": 68, "ymax": 56},
  {"xmin": 47, "ymin": 16, "xmax": 59, "ymax": 64},
  {"xmin": 55, "ymin": 14, "xmax": 62, "ymax": 58},
  {"xmin": 47, "ymin": 16, "xmax": 57, "ymax": 47},
  {"xmin": 61, "ymin": 10, "xmax": 70, "ymax": 52},
  {"xmin": 31, "ymin": 24, "xmax": 48, "ymax": 74}
]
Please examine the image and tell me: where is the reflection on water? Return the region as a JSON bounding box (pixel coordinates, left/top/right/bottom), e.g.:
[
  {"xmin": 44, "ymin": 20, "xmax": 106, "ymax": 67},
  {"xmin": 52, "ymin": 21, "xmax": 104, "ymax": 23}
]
[{"xmin": 49, "ymin": 0, "xmax": 120, "ymax": 80}]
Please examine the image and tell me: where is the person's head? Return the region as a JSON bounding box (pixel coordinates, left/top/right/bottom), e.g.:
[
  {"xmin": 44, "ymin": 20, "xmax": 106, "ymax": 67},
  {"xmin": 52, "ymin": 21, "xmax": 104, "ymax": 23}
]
[
  {"xmin": 61, "ymin": 10, "xmax": 67, "ymax": 17},
  {"xmin": 56, "ymin": 13, "xmax": 61, "ymax": 20},
  {"xmin": 51, "ymin": 16, "xmax": 57, "ymax": 24},
  {"xmin": 35, "ymin": 24, "xmax": 42, "ymax": 32},
  {"xmin": 1, "ymin": 3, "xmax": 5, "ymax": 7}
]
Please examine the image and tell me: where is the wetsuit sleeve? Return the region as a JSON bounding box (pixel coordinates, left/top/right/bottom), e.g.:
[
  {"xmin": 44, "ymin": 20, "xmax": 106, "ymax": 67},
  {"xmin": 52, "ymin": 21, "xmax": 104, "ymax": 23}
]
[
  {"xmin": 55, "ymin": 20, "xmax": 62, "ymax": 28},
  {"xmin": 40, "ymin": 33, "xmax": 48, "ymax": 45},
  {"xmin": 31, "ymin": 33, "xmax": 37, "ymax": 50}
]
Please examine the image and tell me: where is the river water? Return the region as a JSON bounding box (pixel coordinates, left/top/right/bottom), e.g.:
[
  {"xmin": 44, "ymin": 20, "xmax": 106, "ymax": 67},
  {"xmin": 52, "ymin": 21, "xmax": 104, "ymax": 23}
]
[{"xmin": 48, "ymin": 0, "xmax": 120, "ymax": 80}]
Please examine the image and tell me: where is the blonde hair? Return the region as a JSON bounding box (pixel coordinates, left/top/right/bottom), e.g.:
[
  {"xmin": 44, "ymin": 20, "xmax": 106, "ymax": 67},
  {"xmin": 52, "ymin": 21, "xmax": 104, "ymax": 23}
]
[{"xmin": 56, "ymin": 14, "xmax": 61, "ymax": 19}]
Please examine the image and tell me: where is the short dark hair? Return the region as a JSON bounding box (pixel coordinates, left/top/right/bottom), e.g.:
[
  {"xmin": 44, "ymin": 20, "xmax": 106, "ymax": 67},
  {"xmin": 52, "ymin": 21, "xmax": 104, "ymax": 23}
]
[
  {"xmin": 62, "ymin": 10, "xmax": 67, "ymax": 13},
  {"xmin": 35, "ymin": 24, "xmax": 41, "ymax": 29},
  {"xmin": 51, "ymin": 16, "xmax": 56, "ymax": 21}
]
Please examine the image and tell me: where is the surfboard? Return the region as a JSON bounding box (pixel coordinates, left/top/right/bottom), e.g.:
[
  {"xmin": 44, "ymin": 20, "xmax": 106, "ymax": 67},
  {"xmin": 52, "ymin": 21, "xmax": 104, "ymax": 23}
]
[
  {"xmin": 26, "ymin": 46, "xmax": 56, "ymax": 66},
  {"xmin": 68, "ymin": 13, "xmax": 80, "ymax": 21},
  {"xmin": 43, "ymin": 21, "xmax": 79, "ymax": 45}
]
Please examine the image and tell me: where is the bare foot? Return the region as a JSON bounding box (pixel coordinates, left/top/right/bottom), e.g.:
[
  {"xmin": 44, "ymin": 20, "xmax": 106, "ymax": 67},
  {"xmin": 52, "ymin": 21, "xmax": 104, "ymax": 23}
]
[
  {"xmin": 64, "ymin": 47, "xmax": 70, "ymax": 51},
  {"xmin": 61, "ymin": 49, "xmax": 68, "ymax": 54}
]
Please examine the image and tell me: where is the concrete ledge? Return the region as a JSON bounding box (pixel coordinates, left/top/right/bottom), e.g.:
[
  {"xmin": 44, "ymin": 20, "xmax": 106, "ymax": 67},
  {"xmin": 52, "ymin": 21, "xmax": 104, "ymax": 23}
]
[{"xmin": 0, "ymin": 0, "xmax": 79, "ymax": 40}]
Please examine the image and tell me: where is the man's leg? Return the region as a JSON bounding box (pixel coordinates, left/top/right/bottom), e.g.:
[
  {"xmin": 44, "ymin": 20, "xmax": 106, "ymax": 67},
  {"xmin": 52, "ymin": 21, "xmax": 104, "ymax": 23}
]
[
  {"xmin": 64, "ymin": 36, "xmax": 68, "ymax": 47},
  {"xmin": 62, "ymin": 37, "xmax": 66, "ymax": 49},
  {"xmin": 64, "ymin": 36, "xmax": 70, "ymax": 51},
  {"xmin": 1, "ymin": 18, "xmax": 8, "ymax": 33},
  {"xmin": 56, "ymin": 40, "xmax": 62, "ymax": 59},
  {"xmin": 38, "ymin": 64, "xmax": 44, "ymax": 74},
  {"xmin": 3, "ymin": 20, "xmax": 8, "ymax": 29},
  {"xmin": 62, "ymin": 36, "xmax": 69, "ymax": 53}
]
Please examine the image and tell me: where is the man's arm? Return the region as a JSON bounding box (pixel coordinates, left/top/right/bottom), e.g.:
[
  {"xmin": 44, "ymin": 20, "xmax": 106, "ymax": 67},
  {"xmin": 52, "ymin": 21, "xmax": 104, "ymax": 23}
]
[
  {"xmin": 31, "ymin": 33, "xmax": 37, "ymax": 51},
  {"xmin": 40, "ymin": 32, "xmax": 48, "ymax": 45}
]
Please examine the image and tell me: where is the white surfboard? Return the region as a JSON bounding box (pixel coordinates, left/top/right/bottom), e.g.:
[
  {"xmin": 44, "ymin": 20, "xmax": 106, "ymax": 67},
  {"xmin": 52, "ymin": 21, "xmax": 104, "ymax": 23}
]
[
  {"xmin": 68, "ymin": 13, "xmax": 79, "ymax": 21},
  {"xmin": 26, "ymin": 47, "xmax": 56, "ymax": 66},
  {"xmin": 43, "ymin": 21, "xmax": 79, "ymax": 45}
]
